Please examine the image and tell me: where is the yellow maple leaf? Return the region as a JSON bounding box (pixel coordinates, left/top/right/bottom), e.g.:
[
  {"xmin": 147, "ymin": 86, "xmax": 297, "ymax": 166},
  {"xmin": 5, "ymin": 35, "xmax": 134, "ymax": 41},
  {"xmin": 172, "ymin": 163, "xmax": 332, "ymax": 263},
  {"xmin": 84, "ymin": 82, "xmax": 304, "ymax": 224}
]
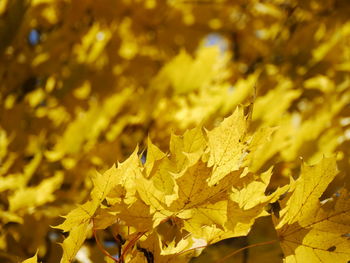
[
  {"xmin": 135, "ymin": 172, "xmax": 172, "ymax": 227},
  {"xmin": 274, "ymin": 157, "xmax": 350, "ymax": 262},
  {"xmin": 221, "ymin": 73, "xmax": 259, "ymax": 115},
  {"xmin": 60, "ymin": 222, "xmax": 91, "ymax": 263},
  {"xmin": 230, "ymin": 168, "xmax": 288, "ymax": 210},
  {"xmin": 226, "ymin": 200, "xmax": 269, "ymax": 237},
  {"xmin": 137, "ymin": 156, "xmax": 179, "ymax": 208},
  {"xmin": 108, "ymin": 199, "xmax": 154, "ymax": 232},
  {"xmin": 225, "ymin": 168, "xmax": 288, "ymax": 237},
  {"xmin": 21, "ymin": 251, "xmax": 39, "ymax": 263},
  {"xmin": 0, "ymin": 209, "xmax": 23, "ymax": 224},
  {"xmin": 252, "ymin": 78, "xmax": 301, "ymax": 126},
  {"xmin": 111, "ymin": 147, "xmax": 143, "ymax": 205},
  {"xmin": 181, "ymin": 200, "xmax": 228, "ymax": 232},
  {"xmin": 169, "ymin": 126, "xmax": 206, "ymax": 173},
  {"xmin": 9, "ymin": 171, "xmax": 63, "ymax": 212},
  {"xmin": 207, "ymin": 107, "xmax": 248, "ymax": 186},
  {"xmin": 94, "ymin": 147, "xmax": 144, "ymax": 206},
  {"xmin": 277, "ymin": 188, "xmax": 350, "ymax": 263},
  {"xmin": 91, "ymin": 165, "xmax": 118, "ymax": 202},
  {"xmin": 276, "ymin": 157, "xmax": 338, "ymax": 227},
  {"xmin": 46, "ymin": 89, "xmax": 131, "ymax": 162},
  {"xmin": 0, "ymin": 152, "xmax": 42, "ymax": 192},
  {"xmin": 54, "ymin": 200, "xmax": 98, "ymax": 232},
  {"xmin": 139, "ymin": 231, "xmax": 197, "ymax": 263},
  {"xmin": 144, "ymin": 137, "xmax": 166, "ymax": 177},
  {"xmin": 56, "ymin": 151, "xmax": 143, "ymax": 261},
  {"xmin": 133, "ymin": 113, "xmax": 279, "ymax": 251},
  {"xmin": 170, "ymin": 161, "xmax": 242, "ymax": 211},
  {"xmin": 244, "ymin": 126, "xmax": 279, "ymax": 173},
  {"xmin": 158, "ymin": 46, "xmax": 222, "ymax": 94}
]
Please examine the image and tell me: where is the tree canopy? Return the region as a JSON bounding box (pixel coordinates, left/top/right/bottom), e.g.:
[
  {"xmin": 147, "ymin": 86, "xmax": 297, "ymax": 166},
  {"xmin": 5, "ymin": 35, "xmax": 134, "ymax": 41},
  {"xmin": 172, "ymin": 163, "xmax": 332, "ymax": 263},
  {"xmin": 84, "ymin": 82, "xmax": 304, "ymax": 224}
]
[{"xmin": 0, "ymin": 0, "xmax": 350, "ymax": 262}]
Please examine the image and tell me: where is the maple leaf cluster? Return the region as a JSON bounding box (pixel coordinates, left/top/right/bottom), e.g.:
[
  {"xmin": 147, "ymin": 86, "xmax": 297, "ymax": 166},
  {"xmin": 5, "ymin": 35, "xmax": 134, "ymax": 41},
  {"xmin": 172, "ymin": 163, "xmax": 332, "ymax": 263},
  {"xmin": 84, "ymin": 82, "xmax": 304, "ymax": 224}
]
[{"xmin": 0, "ymin": 0, "xmax": 350, "ymax": 262}]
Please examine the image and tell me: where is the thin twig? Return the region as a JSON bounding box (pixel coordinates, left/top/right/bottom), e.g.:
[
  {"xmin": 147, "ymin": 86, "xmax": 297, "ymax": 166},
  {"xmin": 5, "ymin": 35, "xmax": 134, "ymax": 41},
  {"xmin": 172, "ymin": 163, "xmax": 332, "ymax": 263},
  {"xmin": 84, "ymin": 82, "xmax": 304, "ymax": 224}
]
[
  {"xmin": 120, "ymin": 231, "xmax": 146, "ymax": 261},
  {"xmin": 93, "ymin": 227, "xmax": 119, "ymax": 263},
  {"xmin": 176, "ymin": 245, "xmax": 209, "ymax": 256},
  {"xmin": 213, "ymin": 239, "xmax": 277, "ymax": 263}
]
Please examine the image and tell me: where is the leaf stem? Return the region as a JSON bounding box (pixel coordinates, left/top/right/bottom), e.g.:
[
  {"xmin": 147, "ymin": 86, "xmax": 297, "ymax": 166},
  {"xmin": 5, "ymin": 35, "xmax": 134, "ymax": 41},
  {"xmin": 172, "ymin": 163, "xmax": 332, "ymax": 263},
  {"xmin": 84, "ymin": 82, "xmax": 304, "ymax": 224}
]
[
  {"xmin": 93, "ymin": 227, "xmax": 119, "ymax": 263},
  {"xmin": 213, "ymin": 239, "xmax": 277, "ymax": 263},
  {"xmin": 120, "ymin": 231, "xmax": 146, "ymax": 261},
  {"xmin": 176, "ymin": 245, "xmax": 209, "ymax": 256}
]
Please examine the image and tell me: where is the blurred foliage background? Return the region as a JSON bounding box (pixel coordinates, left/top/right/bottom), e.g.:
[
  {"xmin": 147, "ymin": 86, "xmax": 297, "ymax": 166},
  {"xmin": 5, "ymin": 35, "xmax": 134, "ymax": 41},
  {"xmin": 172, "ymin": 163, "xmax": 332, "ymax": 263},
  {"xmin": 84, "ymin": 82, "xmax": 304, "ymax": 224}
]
[{"xmin": 1, "ymin": 0, "xmax": 350, "ymax": 262}]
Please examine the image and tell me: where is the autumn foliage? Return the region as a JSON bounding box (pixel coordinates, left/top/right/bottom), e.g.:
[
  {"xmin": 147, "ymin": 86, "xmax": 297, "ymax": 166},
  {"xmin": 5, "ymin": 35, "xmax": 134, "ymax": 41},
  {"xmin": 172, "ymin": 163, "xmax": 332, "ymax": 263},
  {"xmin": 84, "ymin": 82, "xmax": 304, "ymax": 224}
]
[{"xmin": 1, "ymin": 0, "xmax": 350, "ymax": 263}]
